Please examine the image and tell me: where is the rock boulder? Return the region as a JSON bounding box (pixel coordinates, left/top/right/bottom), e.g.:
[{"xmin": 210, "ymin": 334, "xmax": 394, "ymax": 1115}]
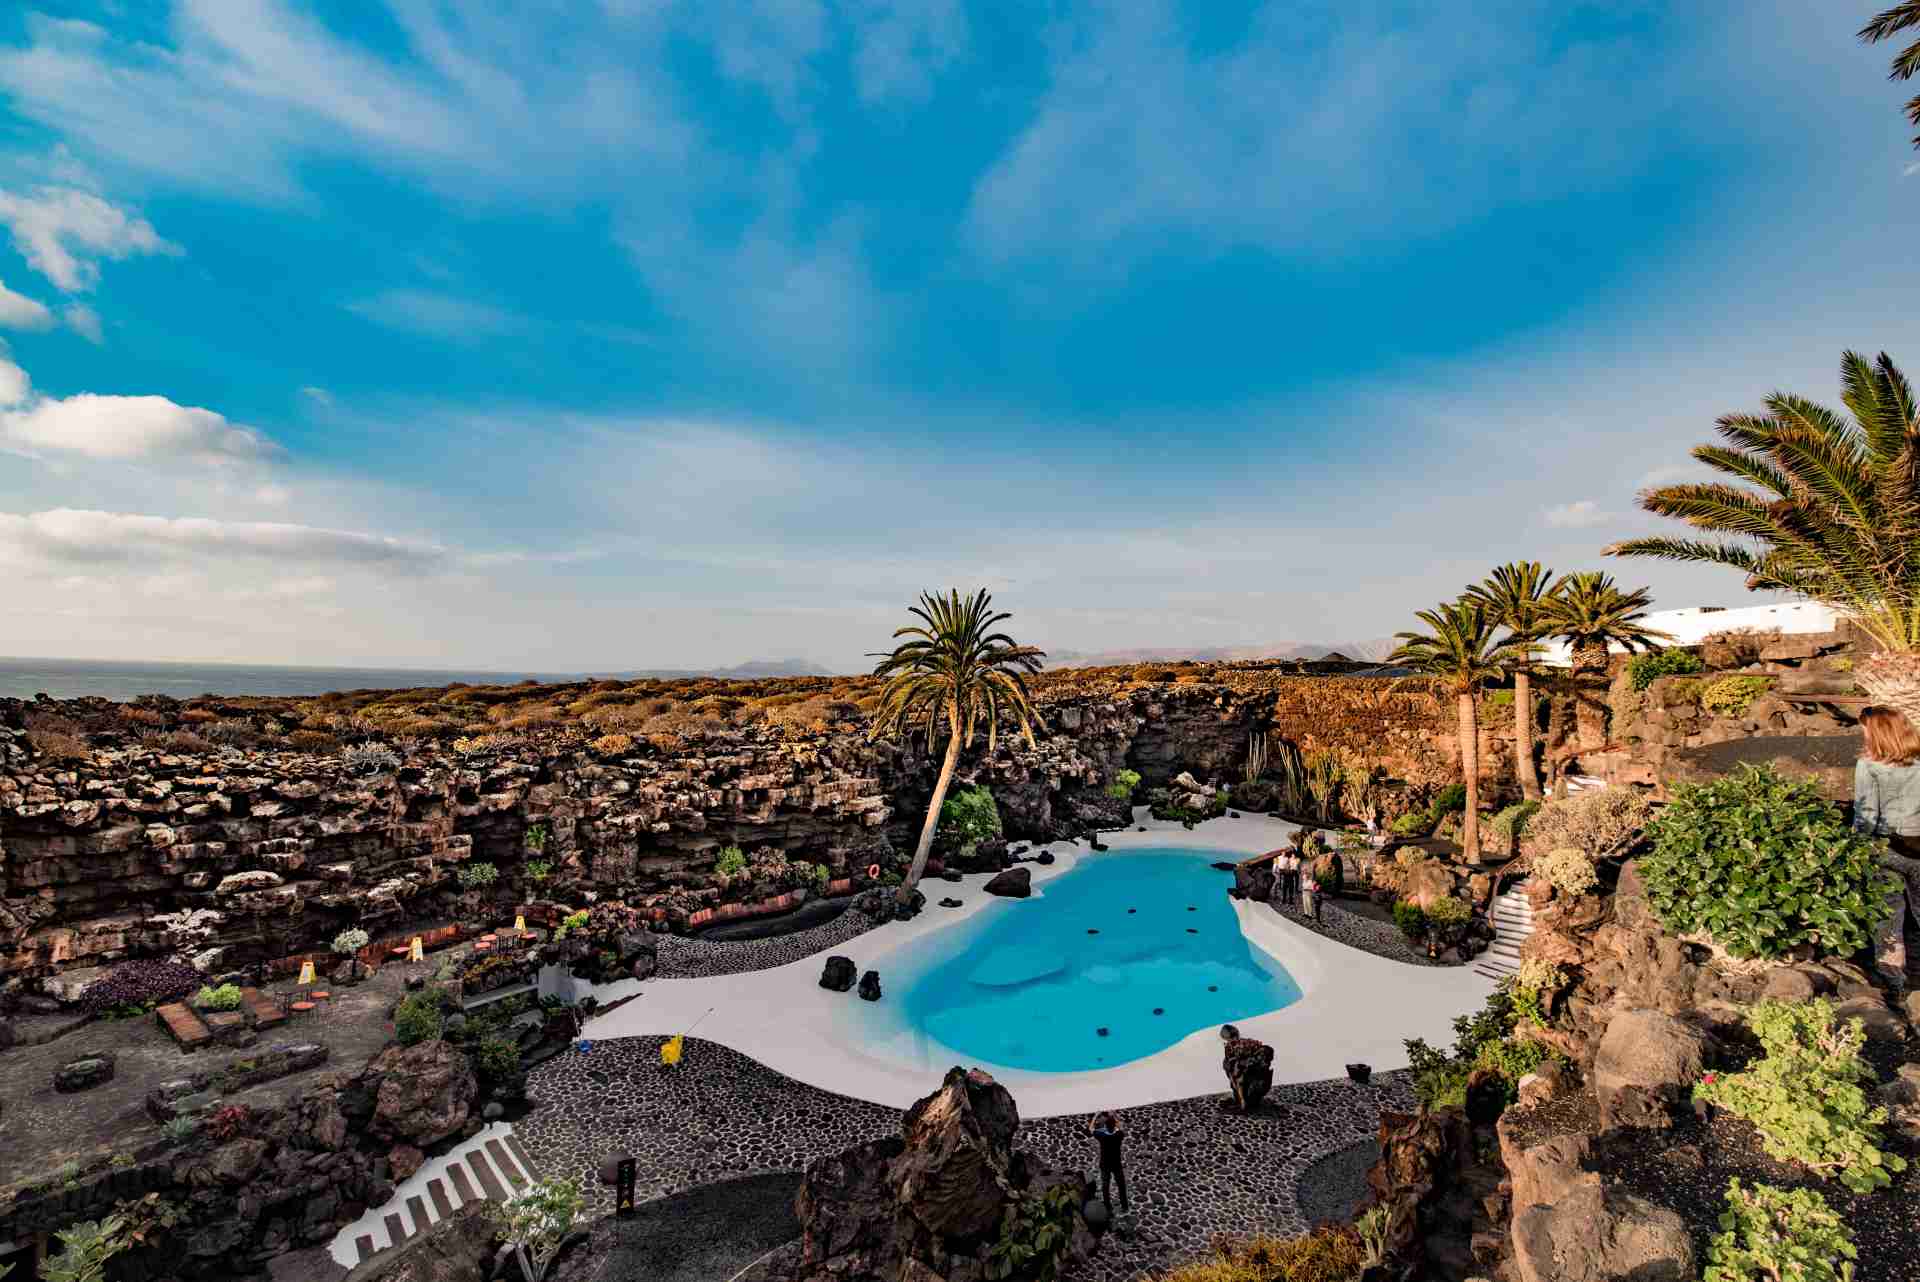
[
  {"xmin": 1593, "ymin": 1009, "xmax": 1707, "ymax": 1132},
  {"xmin": 1222, "ymin": 1038, "xmax": 1273, "ymax": 1112},
  {"xmin": 1511, "ymin": 1173, "xmax": 1693, "ymax": 1282},
  {"xmin": 819, "ymin": 955, "xmax": 856, "ymax": 992},
  {"xmin": 369, "ymin": 1039, "xmax": 478, "ymax": 1146},
  {"xmin": 983, "ymin": 868, "xmax": 1031, "ymax": 898}
]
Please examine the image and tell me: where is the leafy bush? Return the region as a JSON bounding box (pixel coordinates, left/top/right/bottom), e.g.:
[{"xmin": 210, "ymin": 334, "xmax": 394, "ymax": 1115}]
[
  {"xmin": 1696, "ymin": 999, "xmax": 1905, "ymax": 1194},
  {"xmin": 938, "ymin": 786, "xmax": 1003, "ymax": 854},
  {"xmin": 524, "ymin": 822, "xmax": 548, "ymax": 852},
  {"xmin": 39, "ymin": 1214, "xmax": 131, "ymax": 1282},
  {"xmin": 340, "ymin": 741, "xmax": 400, "ymax": 775},
  {"xmin": 1485, "ymin": 801, "xmax": 1540, "ymax": 844},
  {"xmin": 1700, "ymin": 675, "xmax": 1772, "ymax": 717},
  {"xmin": 456, "ymin": 861, "xmax": 499, "ymax": 891},
  {"xmin": 1641, "ymin": 765, "xmax": 1898, "ymax": 960},
  {"xmin": 985, "ymin": 1182, "xmax": 1080, "ymax": 1282},
  {"xmin": 471, "ymin": 1036, "xmax": 520, "ymax": 1078},
  {"xmin": 1508, "ymin": 960, "xmax": 1566, "ymax": 1028},
  {"xmin": 1425, "ymin": 896, "xmax": 1470, "ymax": 927},
  {"xmin": 1626, "ymin": 647, "xmax": 1705, "ymax": 690},
  {"xmin": 1392, "ymin": 901, "xmax": 1427, "ymax": 939},
  {"xmin": 1520, "ymin": 788, "xmax": 1651, "ymax": 861},
  {"xmin": 78, "ymin": 961, "xmax": 203, "ymax": 1018},
  {"xmin": 203, "ymin": 1105, "xmax": 250, "ymax": 1142},
  {"xmin": 1105, "ymin": 768, "xmax": 1142, "ymax": 801},
  {"xmin": 1405, "ymin": 986, "xmax": 1531, "ymax": 1109},
  {"xmin": 1472, "ymin": 1034, "xmax": 1555, "ymax": 1085},
  {"xmin": 192, "ymin": 983, "xmax": 243, "ymax": 1011},
  {"xmin": 394, "ymin": 992, "xmax": 445, "ymax": 1046},
  {"xmin": 589, "ymin": 732, "xmax": 634, "ymax": 755},
  {"xmin": 713, "ymin": 845, "xmax": 746, "ymax": 877},
  {"xmin": 1702, "ymin": 1179, "xmax": 1856, "ymax": 1282},
  {"xmin": 331, "ymin": 927, "xmax": 370, "ymax": 955},
  {"xmin": 160, "ymin": 1117, "xmax": 198, "ymax": 1143},
  {"xmin": 1430, "ymin": 783, "xmax": 1467, "ymax": 816},
  {"xmin": 488, "ymin": 1177, "xmax": 584, "ymax": 1282},
  {"xmin": 1534, "ymin": 846, "xmax": 1599, "ymax": 898},
  {"xmin": 1390, "ymin": 810, "xmax": 1430, "ymax": 837},
  {"xmin": 525, "ymin": 860, "xmax": 552, "ymax": 883}
]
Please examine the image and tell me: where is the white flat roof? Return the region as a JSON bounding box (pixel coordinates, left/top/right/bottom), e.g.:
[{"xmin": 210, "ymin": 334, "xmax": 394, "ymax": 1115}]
[{"xmin": 586, "ymin": 811, "xmax": 1492, "ymax": 1117}]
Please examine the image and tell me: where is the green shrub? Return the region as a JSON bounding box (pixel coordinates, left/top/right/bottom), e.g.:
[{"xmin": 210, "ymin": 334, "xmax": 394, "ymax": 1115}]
[
  {"xmin": 1695, "ymin": 999, "xmax": 1905, "ymax": 1194},
  {"xmin": 713, "ymin": 845, "xmax": 746, "ymax": 877},
  {"xmin": 1392, "ymin": 901, "xmax": 1427, "ymax": 938},
  {"xmin": 394, "ymin": 992, "xmax": 445, "ymax": 1046},
  {"xmin": 1485, "ymin": 801, "xmax": 1540, "ymax": 844},
  {"xmin": 1520, "ymin": 788, "xmax": 1651, "ymax": 861},
  {"xmin": 471, "ymin": 1036, "xmax": 520, "ymax": 1079},
  {"xmin": 1534, "ymin": 846, "xmax": 1599, "ymax": 897},
  {"xmin": 525, "ymin": 860, "xmax": 552, "ymax": 883},
  {"xmin": 1472, "ymin": 1034, "xmax": 1555, "ymax": 1084},
  {"xmin": 1700, "ymin": 675, "xmax": 1772, "ymax": 717},
  {"xmin": 1105, "ymin": 768, "xmax": 1142, "ymax": 801},
  {"xmin": 1430, "ymin": 783, "xmax": 1467, "ymax": 816},
  {"xmin": 1405, "ymin": 984, "xmax": 1554, "ymax": 1111},
  {"xmin": 1667, "ymin": 676, "xmax": 1704, "ymax": 705},
  {"xmin": 1390, "ymin": 811, "xmax": 1430, "ymax": 837},
  {"xmin": 939, "ymin": 786, "xmax": 1002, "ymax": 854},
  {"xmin": 1640, "ymin": 764, "xmax": 1898, "ymax": 959},
  {"xmin": 1483, "ymin": 688, "xmax": 1513, "ymax": 707},
  {"xmin": 192, "ymin": 983, "xmax": 243, "ymax": 1012},
  {"xmin": 984, "ymin": 1182, "xmax": 1080, "ymax": 1282},
  {"xmin": 456, "ymin": 862, "xmax": 498, "ymax": 891},
  {"xmin": 1702, "ymin": 1179, "xmax": 1856, "ymax": 1282},
  {"xmin": 1507, "ymin": 960, "xmax": 1565, "ymax": 1028},
  {"xmin": 1425, "ymin": 896, "xmax": 1470, "ymax": 927},
  {"xmin": 1626, "ymin": 647, "xmax": 1705, "ymax": 690},
  {"xmin": 331, "ymin": 927, "xmax": 370, "ymax": 955}
]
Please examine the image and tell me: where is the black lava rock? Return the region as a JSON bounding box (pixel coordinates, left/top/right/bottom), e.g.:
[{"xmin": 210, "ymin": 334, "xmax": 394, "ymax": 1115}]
[
  {"xmin": 819, "ymin": 956, "xmax": 857, "ymax": 992},
  {"xmin": 857, "ymin": 970, "xmax": 883, "ymax": 1002}
]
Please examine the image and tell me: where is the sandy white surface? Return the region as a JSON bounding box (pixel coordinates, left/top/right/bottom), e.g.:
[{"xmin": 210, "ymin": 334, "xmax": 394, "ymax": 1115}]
[{"xmin": 587, "ymin": 809, "xmax": 1493, "ymax": 1117}]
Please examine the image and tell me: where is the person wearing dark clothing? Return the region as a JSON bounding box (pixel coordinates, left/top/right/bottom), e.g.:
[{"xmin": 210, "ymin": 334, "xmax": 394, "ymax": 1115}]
[
  {"xmin": 1088, "ymin": 1111, "xmax": 1129, "ymax": 1213},
  {"xmin": 1857, "ymin": 706, "xmax": 1920, "ymax": 985}
]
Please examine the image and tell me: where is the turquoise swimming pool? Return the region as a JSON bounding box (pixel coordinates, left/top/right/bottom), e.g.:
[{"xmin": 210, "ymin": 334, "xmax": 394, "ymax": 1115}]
[{"xmin": 898, "ymin": 848, "xmax": 1302, "ymax": 1072}]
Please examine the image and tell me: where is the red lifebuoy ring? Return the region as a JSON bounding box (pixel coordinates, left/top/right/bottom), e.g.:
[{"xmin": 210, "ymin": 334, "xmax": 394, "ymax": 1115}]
[{"xmin": 867, "ymin": 863, "xmax": 881, "ymax": 880}]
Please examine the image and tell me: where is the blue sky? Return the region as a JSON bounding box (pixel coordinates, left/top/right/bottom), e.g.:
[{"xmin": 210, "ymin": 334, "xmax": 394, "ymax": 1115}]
[{"xmin": 0, "ymin": 1, "xmax": 1915, "ymax": 671}]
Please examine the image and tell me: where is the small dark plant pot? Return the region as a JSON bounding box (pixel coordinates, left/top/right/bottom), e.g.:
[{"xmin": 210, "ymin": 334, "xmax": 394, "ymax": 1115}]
[{"xmin": 1346, "ymin": 1063, "xmax": 1372, "ymax": 1085}]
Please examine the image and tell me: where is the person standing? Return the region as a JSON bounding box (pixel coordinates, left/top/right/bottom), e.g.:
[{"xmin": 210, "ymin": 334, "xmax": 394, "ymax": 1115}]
[
  {"xmin": 1279, "ymin": 850, "xmax": 1298, "ymax": 908},
  {"xmin": 1857, "ymin": 706, "xmax": 1920, "ymax": 985},
  {"xmin": 1088, "ymin": 1111, "xmax": 1129, "ymax": 1215}
]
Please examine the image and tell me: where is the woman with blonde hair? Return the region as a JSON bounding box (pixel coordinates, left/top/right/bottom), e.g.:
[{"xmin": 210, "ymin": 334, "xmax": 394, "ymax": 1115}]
[{"xmin": 1857, "ymin": 705, "xmax": 1920, "ymax": 986}]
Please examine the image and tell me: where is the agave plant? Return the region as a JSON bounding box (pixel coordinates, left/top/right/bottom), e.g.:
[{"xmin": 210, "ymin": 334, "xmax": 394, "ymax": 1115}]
[
  {"xmin": 1466, "ymin": 562, "xmax": 1556, "ymax": 800},
  {"xmin": 870, "ymin": 589, "xmax": 1043, "ymax": 904},
  {"xmin": 1609, "ymin": 352, "xmax": 1920, "ymax": 721},
  {"xmin": 1389, "ymin": 599, "xmax": 1533, "ymax": 860}
]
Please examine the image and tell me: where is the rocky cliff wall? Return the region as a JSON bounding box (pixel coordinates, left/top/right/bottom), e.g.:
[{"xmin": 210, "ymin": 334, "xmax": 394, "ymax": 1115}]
[{"xmin": 0, "ymin": 673, "xmax": 1477, "ymax": 983}]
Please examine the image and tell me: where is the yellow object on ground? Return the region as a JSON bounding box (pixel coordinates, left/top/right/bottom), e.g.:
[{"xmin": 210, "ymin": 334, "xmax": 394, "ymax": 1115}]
[
  {"xmin": 661, "ymin": 1035, "xmax": 684, "ymax": 1066},
  {"xmin": 296, "ymin": 959, "xmax": 315, "ymax": 986},
  {"xmin": 409, "ymin": 937, "xmax": 424, "ymax": 963}
]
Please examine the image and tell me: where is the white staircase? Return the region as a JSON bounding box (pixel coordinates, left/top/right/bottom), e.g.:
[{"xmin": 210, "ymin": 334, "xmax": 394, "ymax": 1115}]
[
  {"xmin": 328, "ymin": 1123, "xmax": 541, "ymax": 1267},
  {"xmin": 1476, "ymin": 887, "xmax": 1535, "ymax": 980}
]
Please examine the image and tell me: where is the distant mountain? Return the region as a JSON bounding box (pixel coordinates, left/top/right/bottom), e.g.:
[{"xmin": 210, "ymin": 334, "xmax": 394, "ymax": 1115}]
[
  {"xmin": 1043, "ymin": 639, "xmax": 1398, "ymax": 668},
  {"xmin": 600, "ymin": 658, "xmax": 839, "ymax": 680}
]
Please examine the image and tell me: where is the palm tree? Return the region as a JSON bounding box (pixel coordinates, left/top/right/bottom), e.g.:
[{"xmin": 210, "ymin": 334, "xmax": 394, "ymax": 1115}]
[
  {"xmin": 1537, "ymin": 573, "xmax": 1669, "ymax": 753},
  {"xmin": 1389, "ymin": 599, "xmax": 1531, "ymax": 861},
  {"xmin": 1466, "ymin": 562, "xmax": 1555, "ymax": 801},
  {"xmin": 870, "ymin": 589, "xmax": 1043, "ymax": 905},
  {"xmin": 1861, "ymin": 2, "xmax": 1920, "ymax": 147},
  {"xmin": 1608, "ymin": 352, "xmax": 1920, "ymax": 721}
]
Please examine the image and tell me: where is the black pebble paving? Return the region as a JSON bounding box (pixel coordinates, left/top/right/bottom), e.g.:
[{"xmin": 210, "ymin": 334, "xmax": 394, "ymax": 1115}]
[{"xmin": 520, "ymin": 1035, "xmax": 1415, "ymax": 1281}]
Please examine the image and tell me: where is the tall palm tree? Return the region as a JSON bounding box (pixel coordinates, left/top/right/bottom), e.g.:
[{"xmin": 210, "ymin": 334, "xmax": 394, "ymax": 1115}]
[
  {"xmin": 1389, "ymin": 599, "xmax": 1531, "ymax": 861},
  {"xmin": 1861, "ymin": 2, "xmax": 1920, "ymax": 146},
  {"xmin": 1608, "ymin": 351, "xmax": 1920, "ymax": 722},
  {"xmin": 870, "ymin": 589, "xmax": 1043, "ymax": 905},
  {"xmin": 1466, "ymin": 562, "xmax": 1555, "ymax": 801},
  {"xmin": 1537, "ymin": 573, "xmax": 1669, "ymax": 753}
]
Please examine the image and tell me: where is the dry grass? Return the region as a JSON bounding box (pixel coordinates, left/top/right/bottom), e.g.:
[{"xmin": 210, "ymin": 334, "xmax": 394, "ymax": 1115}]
[{"xmin": 1153, "ymin": 1229, "xmax": 1366, "ymax": 1282}]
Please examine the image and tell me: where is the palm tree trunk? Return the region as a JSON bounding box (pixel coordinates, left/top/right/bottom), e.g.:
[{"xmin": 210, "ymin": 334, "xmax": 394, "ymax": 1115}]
[
  {"xmin": 1513, "ymin": 669, "xmax": 1541, "ymax": 801},
  {"xmin": 1457, "ymin": 691, "xmax": 1481, "ymax": 862},
  {"xmin": 902, "ymin": 707, "xmax": 963, "ymax": 906},
  {"xmin": 1541, "ymin": 672, "xmax": 1570, "ymax": 798},
  {"xmin": 1572, "ymin": 642, "xmax": 1610, "ymax": 752}
]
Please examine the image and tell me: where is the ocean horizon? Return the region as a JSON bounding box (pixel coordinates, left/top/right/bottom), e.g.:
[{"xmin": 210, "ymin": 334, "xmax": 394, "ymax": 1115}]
[{"xmin": 0, "ymin": 657, "xmax": 577, "ymax": 702}]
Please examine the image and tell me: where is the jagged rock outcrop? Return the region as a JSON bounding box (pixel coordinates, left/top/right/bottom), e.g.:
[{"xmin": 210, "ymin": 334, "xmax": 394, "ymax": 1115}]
[
  {"xmin": 1591, "ymin": 1009, "xmax": 1708, "ymax": 1132},
  {"xmin": 1222, "ymin": 1037, "xmax": 1273, "ymax": 1112},
  {"xmin": 786, "ymin": 1067, "xmax": 1095, "ymax": 1282},
  {"xmin": 1510, "ymin": 1173, "xmax": 1693, "ymax": 1282},
  {"xmin": 369, "ymin": 1039, "xmax": 478, "ymax": 1147}
]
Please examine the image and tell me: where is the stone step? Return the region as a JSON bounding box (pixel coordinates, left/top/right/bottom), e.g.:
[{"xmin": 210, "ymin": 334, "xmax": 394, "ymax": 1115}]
[
  {"xmin": 428, "ymin": 1177, "xmax": 455, "ymax": 1220},
  {"xmin": 154, "ymin": 1002, "xmax": 211, "ymax": 1050},
  {"xmin": 240, "ymin": 987, "xmax": 285, "ymax": 1029},
  {"xmin": 1475, "ymin": 958, "xmax": 1520, "ymax": 979},
  {"xmin": 485, "ymin": 1138, "xmax": 527, "ymax": 1191},
  {"xmin": 466, "ymin": 1149, "xmax": 509, "ymax": 1201},
  {"xmin": 506, "ymin": 1133, "xmax": 540, "ymax": 1180}
]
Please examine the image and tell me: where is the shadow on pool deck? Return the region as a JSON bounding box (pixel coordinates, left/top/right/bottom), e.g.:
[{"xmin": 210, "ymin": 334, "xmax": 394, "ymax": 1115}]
[{"xmin": 568, "ymin": 1172, "xmax": 801, "ymax": 1282}]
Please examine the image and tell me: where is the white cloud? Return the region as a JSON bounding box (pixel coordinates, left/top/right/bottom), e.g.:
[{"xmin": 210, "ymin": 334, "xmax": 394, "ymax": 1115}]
[
  {"xmin": 299, "ymin": 385, "xmax": 333, "ymax": 407},
  {"xmin": 0, "ymin": 279, "xmax": 54, "ymax": 329},
  {"xmin": 60, "ymin": 302, "xmax": 102, "ymax": 343},
  {"xmin": 0, "ymin": 508, "xmax": 445, "ymax": 571},
  {"xmin": 1635, "ymin": 464, "xmax": 1703, "ymax": 489},
  {"xmin": 0, "ymin": 356, "xmax": 277, "ymax": 464},
  {"xmin": 1543, "ymin": 500, "xmax": 1612, "ymax": 529},
  {"xmin": 846, "ymin": 0, "xmax": 968, "ymax": 105},
  {"xmin": 0, "ymin": 185, "xmax": 178, "ymax": 292},
  {"xmin": 344, "ymin": 289, "xmax": 526, "ymax": 340}
]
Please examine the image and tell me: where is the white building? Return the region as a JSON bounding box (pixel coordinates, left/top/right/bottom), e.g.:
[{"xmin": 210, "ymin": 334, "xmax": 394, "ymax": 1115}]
[{"xmin": 1534, "ymin": 601, "xmax": 1839, "ymax": 667}]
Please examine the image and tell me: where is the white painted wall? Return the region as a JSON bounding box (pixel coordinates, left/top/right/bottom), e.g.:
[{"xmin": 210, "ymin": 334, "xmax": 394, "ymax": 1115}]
[{"xmin": 1535, "ymin": 601, "xmax": 1839, "ymax": 667}]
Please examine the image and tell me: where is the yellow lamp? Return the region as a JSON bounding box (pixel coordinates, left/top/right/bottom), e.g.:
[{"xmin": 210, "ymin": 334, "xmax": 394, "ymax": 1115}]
[
  {"xmin": 408, "ymin": 936, "xmax": 424, "ymax": 964},
  {"xmin": 514, "ymin": 913, "xmax": 526, "ymax": 934},
  {"xmin": 296, "ymin": 959, "xmax": 315, "ymax": 987}
]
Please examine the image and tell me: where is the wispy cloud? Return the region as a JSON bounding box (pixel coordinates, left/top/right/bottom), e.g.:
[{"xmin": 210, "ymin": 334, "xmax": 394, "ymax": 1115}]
[
  {"xmin": 0, "ymin": 278, "xmax": 53, "ymax": 329},
  {"xmin": 0, "ymin": 185, "xmax": 178, "ymax": 291},
  {"xmin": 1542, "ymin": 499, "xmax": 1614, "ymax": 529},
  {"xmin": 344, "ymin": 289, "xmax": 527, "ymax": 340}
]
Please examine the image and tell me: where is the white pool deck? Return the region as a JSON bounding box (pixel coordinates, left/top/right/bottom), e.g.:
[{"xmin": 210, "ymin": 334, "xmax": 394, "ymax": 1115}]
[{"xmin": 585, "ymin": 811, "xmax": 1494, "ymax": 1118}]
